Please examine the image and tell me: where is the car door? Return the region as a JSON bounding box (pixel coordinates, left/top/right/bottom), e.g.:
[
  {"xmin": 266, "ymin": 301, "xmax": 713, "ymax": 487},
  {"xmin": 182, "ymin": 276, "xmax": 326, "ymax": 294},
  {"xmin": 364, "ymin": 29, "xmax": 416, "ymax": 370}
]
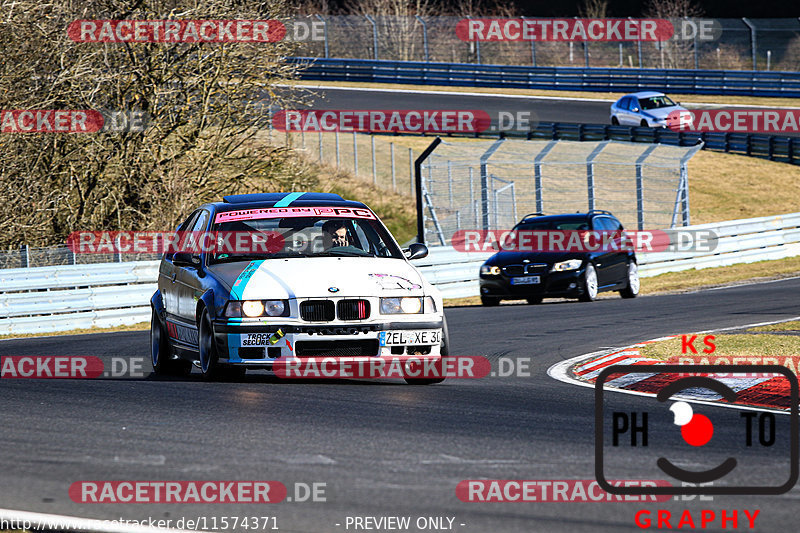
[
  {"xmin": 175, "ymin": 209, "xmax": 210, "ymax": 324},
  {"xmin": 160, "ymin": 211, "xmax": 199, "ymax": 318},
  {"xmin": 601, "ymin": 217, "xmax": 630, "ymax": 285},
  {"xmin": 591, "ymin": 216, "xmax": 618, "ymax": 287}
]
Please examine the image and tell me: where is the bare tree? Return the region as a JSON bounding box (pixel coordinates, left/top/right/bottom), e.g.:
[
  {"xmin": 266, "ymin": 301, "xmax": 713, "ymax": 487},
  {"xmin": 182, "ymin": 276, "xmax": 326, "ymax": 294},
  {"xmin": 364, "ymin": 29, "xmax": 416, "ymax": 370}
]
[
  {"xmin": 579, "ymin": 0, "xmax": 609, "ymax": 19},
  {"xmin": 0, "ymin": 0, "xmax": 310, "ymax": 248}
]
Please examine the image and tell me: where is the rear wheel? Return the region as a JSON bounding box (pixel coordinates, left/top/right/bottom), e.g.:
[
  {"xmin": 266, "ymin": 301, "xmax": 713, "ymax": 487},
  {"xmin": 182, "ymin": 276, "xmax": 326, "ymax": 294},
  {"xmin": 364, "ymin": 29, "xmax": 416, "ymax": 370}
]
[
  {"xmin": 404, "ymin": 316, "xmax": 449, "ymax": 385},
  {"xmin": 640, "ymin": 119, "xmax": 649, "ymax": 127},
  {"xmin": 150, "ymin": 308, "xmax": 191, "ymax": 377},
  {"xmin": 481, "ymin": 296, "xmax": 500, "ymax": 307},
  {"xmin": 526, "ymin": 296, "xmax": 543, "ymax": 305},
  {"xmin": 619, "ymin": 260, "xmax": 640, "ymax": 299},
  {"xmin": 579, "ymin": 263, "xmax": 598, "ymax": 302}
]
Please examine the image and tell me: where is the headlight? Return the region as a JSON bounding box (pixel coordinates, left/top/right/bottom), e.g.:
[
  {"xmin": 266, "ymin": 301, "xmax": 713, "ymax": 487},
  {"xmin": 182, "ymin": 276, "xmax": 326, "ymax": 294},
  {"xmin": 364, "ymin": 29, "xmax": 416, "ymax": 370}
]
[
  {"xmin": 242, "ymin": 300, "xmax": 265, "ymax": 318},
  {"xmin": 550, "ymin": 259, "xmax": 583, "ymax": 272},
  {"xmin": 480, "ymin": 265, "xmax": 501, "ymax": 276},
  {"xmin": 224, "ymin": 301, "xmax": 242, "ymax": 317},
  {"xmin": 264, "ymin": 300, "xmax": 286, "ymax": 317},
  {"xmin": 224, "ymin": 300, "xmax": 289, "ymax": 318},
  {"xmin": 380, "ymin": 297, "xmax": 423, "ymax": 314}
]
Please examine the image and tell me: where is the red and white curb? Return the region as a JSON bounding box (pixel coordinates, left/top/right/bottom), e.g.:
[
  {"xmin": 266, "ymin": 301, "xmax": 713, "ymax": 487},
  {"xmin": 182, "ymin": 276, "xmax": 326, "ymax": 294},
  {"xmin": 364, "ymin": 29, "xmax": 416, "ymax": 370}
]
[{"xmin": 548, "ymin": 317, "xmax": 800, "ymax": 415}]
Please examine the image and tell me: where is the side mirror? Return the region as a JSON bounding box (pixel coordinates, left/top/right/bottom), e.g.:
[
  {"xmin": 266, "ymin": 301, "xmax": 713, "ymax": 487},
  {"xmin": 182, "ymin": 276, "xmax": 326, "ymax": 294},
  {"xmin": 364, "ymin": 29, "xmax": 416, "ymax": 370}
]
[
  {"xmin": 404, "ymin": 242, "xmax": 428, "ymax": 261},
  {"xmin": 173, "ymin": 252, "xmax": 200, "ymax": 267},
  {"xmin": 631, "ymin": 107, "xmax": 639, "ymax": 113}
]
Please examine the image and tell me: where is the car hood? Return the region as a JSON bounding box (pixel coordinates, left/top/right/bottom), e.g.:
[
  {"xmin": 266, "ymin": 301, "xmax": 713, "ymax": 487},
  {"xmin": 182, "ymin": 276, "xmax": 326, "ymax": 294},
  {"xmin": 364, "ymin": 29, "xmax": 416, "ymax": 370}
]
[
  {"xmin": 207, "ymin": 257, "xmax": 426, "ymax": 299},
  {"xmin": 644, "ymin": 105, "xmax": 686, "ymax": 119},
  {"xmin": 487, "ymin": 251, "xmax": 586, "ymax": 264}
]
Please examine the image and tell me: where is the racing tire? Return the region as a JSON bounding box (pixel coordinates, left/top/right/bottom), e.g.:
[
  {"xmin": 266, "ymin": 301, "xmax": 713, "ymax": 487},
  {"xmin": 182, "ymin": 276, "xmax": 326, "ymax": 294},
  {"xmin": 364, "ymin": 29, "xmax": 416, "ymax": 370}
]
[
  {"xmin": 404, "ymin": 316, "xmax": 449, "ymax": 385},
  {"xmin": 611, "ymin": 116, "xmax": 619, "ymax": 125},
  {"xmin": 526, "ymin": 297, "xmax": 543, "ymax": 305},
  {"xmin": 578, "ymin": 263, "xmax": 598, "ymax": 302},
  {"xmin": 619, "ymin": 260, "xmax": 640, "ymax": 299},
  {"xmin": 150, "ymin": 308, "xmax": 191, "ymax": 377},
  {"xmin": 199, "ymin": 308, "xmax": 224, "ymax": 381},
  {"xmin": 640, "ymin": 119, "xmax": 649, "ymax": 127},
  {"xmin": 481, "ymin": 296, "xmax": 500, "ymax": 307}
]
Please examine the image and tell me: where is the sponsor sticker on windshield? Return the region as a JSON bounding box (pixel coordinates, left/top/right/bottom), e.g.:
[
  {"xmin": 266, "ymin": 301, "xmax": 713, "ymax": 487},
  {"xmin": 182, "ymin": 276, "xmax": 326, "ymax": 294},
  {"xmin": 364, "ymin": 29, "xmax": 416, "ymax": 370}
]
[{"xmin": 215, "ymin": 207, "xmax": 376, "ymax": 223}]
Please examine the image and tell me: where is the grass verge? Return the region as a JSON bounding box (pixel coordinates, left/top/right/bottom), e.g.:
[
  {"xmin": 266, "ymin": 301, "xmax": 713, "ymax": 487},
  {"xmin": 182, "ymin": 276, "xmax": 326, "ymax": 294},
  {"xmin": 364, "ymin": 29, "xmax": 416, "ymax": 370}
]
[{"xmin": 639, "ymin": 333, "xmax": 800, "ymax": 362}]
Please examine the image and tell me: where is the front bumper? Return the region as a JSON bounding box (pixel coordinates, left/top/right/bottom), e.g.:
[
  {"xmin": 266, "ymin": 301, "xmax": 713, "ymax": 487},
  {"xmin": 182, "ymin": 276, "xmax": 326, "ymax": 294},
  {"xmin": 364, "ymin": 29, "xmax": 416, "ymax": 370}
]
[
  {"xmin": 479, "ymin": 268, "xmax": 587, "ymax": 299},
  {"xmin": 213, "ymin": 318, "xmax": 444, "ymax": 365}
]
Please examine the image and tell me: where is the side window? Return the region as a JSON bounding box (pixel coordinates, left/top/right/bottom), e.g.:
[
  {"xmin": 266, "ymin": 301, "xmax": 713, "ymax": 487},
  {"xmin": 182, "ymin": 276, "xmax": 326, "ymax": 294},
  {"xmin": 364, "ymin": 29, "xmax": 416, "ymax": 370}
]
[
  {"xmin": 166, "ymin": 211, "xmax": 200, "ymax": 260},
  {"xmin": 592, "ymin": 217, "xmax": 608, "ymax": 231},
  {"xmin": 606, "ymin": 218, "xmax": 623, "ymax": 231},
  {"xmin": 620, "ymin": 97, "xmax": 632, "ymax": 111},
  {"xmin": 190, "ymin": 210, "xmax": 209, "ymax": 233}
]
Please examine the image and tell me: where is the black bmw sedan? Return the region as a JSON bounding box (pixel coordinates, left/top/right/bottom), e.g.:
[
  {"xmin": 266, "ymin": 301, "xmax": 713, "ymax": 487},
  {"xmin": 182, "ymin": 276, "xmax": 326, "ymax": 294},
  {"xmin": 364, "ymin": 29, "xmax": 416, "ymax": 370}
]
[{"xmin": 478, "ymin": 211, "xmax": 640, "ymax": 306}]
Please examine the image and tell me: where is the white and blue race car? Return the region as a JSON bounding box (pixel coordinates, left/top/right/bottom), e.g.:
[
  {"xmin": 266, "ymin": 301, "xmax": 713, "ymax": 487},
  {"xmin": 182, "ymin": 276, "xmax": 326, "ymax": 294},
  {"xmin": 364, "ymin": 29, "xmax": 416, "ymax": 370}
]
[{"xmin": 150, "ymin": 192, "xmax": 448, "ymax": 384}]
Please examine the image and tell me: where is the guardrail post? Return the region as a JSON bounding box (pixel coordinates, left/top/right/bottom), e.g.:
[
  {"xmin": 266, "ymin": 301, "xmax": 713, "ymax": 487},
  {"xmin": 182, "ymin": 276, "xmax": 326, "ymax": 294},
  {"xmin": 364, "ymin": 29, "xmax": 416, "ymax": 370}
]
[
  {"xmin": 335, "ymin": 130, "xmax": 340, "ymax": 167},
  {"xmin": 534, "ymin": 140, "xmax": 558, "ymax": 214},
  {"xmin": 314, "ymin": 15, "xmax": 328, "ymax": 58},
  {"xmin": 409, "ymin": 148, "xmax": 414, "ymax": 195},
  {"xmin": 584, "ymin": 42, "xmax": 589, "ymax": 68},
  {"xmin": 743, "ymin": 18, "xmax": 757, "ymax": 70},
  {"xmin": 789, "ymin": 138, "xmax": 795, "ymax": 164},
  {"xmin": 447, "ymin": 160, "xmax": 453, "ymax": 208},
  {"xmin": 768, "ymin": 136, "xmax": 775, "ymax": 160},
  {"xmin": 415, "ymin": 138, "xmax": 442, "ymax": 244},
  {"xmin": 365, "ymin": 15, "xmax": 378, "ymax": 60},
  {"xmin": 371, "ymin": 135, "xmax": 377, "ymax": 185},
  {"xmin": 390, "ymin": 141, "xmax": 396, "ymax": 190},
  {"xmin": 415, "ymin": 15, "xmax": 429, "ymax": 62},
  {"xmin": 635, "ymin": 145, "xmax": 658, "ymax": 230},
  {"xmin": 19, "ymin": 244, "xmax": 29, "ymax": 268},
  {"xmin": 480, "ymin": 139, "xmax": 505, "ymax": 230},
  {"xmin": 586, "ymin": 141, "xmax": 609, "ymax": 211},
  {"xmin": 352, "ymin": 132, "xmax": 358, "ymax": 175}
]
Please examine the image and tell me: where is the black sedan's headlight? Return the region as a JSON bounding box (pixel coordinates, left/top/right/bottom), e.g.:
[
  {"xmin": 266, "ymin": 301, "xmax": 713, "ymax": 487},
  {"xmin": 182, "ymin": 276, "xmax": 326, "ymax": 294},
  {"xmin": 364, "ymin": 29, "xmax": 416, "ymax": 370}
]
[
  {"xmin": 480, "ymin": 265, "xmax": 501, "ymax": 276},
  {"xmin": 224, "ymin": 300, "xmax": 289, "ymax": 318}
]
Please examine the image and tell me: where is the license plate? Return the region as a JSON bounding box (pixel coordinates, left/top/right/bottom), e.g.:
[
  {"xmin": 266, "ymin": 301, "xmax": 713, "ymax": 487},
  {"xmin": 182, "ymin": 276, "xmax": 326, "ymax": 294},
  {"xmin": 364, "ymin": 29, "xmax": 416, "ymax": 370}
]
[
  {"xmin": 511, "ymin": 276, "xmax": 540, "ymax": 285},
  {"xmin": 241, "ymin": 333, "xmax": 274, "ymax": 347},
  {"xmin": 379, "ymin": 330, "xmax": 441, "ymax": 346}
]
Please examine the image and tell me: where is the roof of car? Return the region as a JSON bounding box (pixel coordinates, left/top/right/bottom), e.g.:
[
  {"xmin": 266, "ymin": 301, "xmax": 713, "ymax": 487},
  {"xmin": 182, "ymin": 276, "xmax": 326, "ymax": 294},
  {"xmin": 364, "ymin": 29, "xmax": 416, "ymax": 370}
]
[
  {"xmin": 625, "ymin": 91, "xmax": 666, "ymax": 98},
  {"xmin": 517, "ymin": 211, "xmax": 616, "ymax": 223},
  {"xmin": 209, "ymin": 192, "xmax": 370, "ymax": 212}
]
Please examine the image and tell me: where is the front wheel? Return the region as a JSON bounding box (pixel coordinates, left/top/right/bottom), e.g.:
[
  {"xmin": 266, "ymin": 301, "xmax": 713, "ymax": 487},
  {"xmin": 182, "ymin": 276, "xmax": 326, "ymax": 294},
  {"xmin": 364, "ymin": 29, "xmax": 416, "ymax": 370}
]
[
  {"xmin": 619, "ymin": 260, "xmax": 640, "ymax": 299},
  {"xmin": 526, "ymin": 296, "xmax": 543, "ymax": 305},
  {"xmin": 640, "ymin": 119, "xmax": 649, "ymax": 127},
  {"xmin": 150, "ymin": 308, "xmax": 191, "ymax": 377},
  {"xmin": 579, "ymin": 263, "xmax": 598, "ymax": 302},
  {"xmin": 611, "ymin": 116, "xmax": 619, "ymax": 125},
  {"xmin": 405, "ymin": 316, "xmax": 449, "ymax": 385},
  {"xmin": 199, "ymin": 309, "xmax": 223, "ymax": 381}
]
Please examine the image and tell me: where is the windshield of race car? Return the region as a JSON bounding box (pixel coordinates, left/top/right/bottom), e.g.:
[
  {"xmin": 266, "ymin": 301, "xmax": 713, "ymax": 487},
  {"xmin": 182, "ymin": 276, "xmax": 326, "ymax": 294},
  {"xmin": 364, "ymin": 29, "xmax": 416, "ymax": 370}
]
[{"xmin": 209, "ymin": 215, "xmax": 404, "ymax": 263}]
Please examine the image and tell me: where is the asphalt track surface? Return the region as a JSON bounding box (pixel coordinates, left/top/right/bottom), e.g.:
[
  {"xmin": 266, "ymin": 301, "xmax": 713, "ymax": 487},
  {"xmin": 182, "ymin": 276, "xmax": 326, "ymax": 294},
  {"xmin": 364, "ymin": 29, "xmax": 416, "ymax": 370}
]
[
  {"xmin": 289, "ymin": 86, "xmax": 612, "ymax": 132},
  {"xmin": 2, "ymin": 277, "xmax": 800, "ymax": 532}
]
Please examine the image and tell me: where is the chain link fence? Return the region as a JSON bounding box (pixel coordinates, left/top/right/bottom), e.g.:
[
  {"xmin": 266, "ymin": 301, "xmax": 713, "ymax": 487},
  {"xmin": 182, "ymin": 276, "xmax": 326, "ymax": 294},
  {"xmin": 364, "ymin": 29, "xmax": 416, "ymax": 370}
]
[
  {"xmin": 417, "ymin": 138, "xmax": 702, "ymax": 246},
  {"xmin": 292, "ymin": 16, "xmax": 800, "ymax": 71}
]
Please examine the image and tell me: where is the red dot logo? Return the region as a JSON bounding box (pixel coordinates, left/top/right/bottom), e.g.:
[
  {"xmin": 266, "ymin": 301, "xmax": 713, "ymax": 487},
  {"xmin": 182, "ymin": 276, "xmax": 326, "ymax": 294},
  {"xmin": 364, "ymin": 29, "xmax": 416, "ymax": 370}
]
[{"xmin": 670, "ymin": 401, "xmax": 714, "ymax": 447}]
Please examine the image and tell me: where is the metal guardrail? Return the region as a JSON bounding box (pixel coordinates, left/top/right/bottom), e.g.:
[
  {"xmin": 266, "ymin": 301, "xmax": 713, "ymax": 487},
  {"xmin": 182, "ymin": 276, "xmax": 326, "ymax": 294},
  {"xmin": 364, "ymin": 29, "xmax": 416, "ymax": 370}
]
[
  {"xmin": 291, "ymin": 57, "xmax": 800, "ymax": 97},
  {"xmin": 3, "ymin": 212, "xmax": 800, "ymax": 335}
]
